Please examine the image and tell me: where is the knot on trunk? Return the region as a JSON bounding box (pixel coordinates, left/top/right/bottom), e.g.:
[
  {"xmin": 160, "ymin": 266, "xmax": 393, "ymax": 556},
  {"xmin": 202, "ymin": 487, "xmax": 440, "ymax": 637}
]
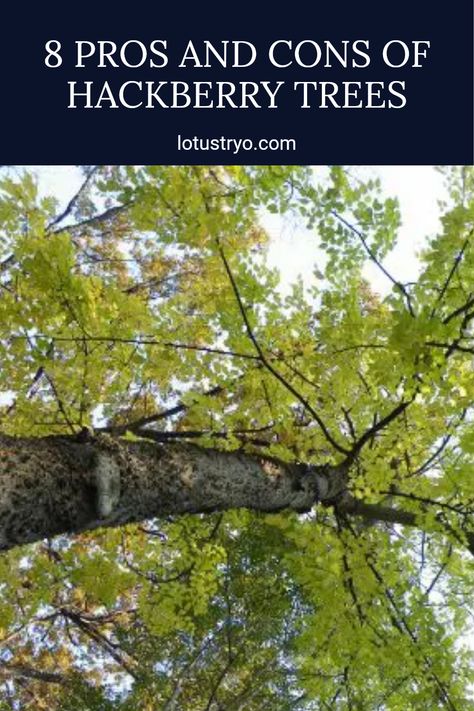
[
  {"xmin": 303, "ymin": 463, "xmax": 349, "ymax": 506},
  {"xmin": 288, "ymin": 463, "xmax": 346, "ymax": 512}
]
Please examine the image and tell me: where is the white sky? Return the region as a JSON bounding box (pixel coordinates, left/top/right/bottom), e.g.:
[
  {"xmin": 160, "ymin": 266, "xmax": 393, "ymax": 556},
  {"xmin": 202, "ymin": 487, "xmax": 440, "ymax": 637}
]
[
  {"xmin": 265, "ymin": 166, "xmax": 446, "ymax": 295},
  {"xmin": 18, "ymin": 165, "xmax": 447, "ymax": 295}
]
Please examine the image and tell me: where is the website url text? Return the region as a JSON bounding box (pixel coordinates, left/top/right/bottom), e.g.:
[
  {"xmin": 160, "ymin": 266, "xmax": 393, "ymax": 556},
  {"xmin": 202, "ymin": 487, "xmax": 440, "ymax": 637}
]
[{"xmin": 177, "ymin": 135, "xmax": 296, "ymax": 155}]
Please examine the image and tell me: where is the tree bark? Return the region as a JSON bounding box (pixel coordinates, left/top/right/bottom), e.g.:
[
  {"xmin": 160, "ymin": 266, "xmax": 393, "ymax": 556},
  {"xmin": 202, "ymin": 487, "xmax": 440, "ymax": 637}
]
[
  {"xmin": 339, "ymin": 496, "xmax": 474, "ymax": 557},
  {"xmin": 0, "ymin": 432, "xmax": 471, "ymax": 556},
  {"xmin": 0, "ymin": 433, "xmax": 346, "ymax": 551}
]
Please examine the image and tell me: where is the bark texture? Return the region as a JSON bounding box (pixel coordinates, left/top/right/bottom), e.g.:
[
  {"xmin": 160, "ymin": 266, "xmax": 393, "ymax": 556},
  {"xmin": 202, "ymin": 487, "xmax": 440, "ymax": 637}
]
[
  {"xmin": 1, "ymin": 432, "xmax": 472, "ymax": 556},
  {"xmin": 0, "ymin": 433, "xmax": 345, "ymax": 551}
]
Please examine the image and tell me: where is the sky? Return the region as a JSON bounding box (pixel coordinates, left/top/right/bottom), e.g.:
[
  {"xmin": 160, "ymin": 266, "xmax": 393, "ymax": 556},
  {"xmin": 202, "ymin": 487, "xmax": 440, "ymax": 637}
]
[
  {"xmin": 11, "ymin": 165, "xmax": 448, "ymax": 296},
  {"xmin": 265, "ymin": 166, "xmax": 447, "ymax": 295}
]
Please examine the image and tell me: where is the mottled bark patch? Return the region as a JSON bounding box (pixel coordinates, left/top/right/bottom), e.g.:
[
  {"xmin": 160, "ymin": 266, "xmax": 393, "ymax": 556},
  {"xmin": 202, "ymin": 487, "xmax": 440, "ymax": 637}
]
[{"xmin": 0, "ymin": 434, "xmax": 340, "ymax": 551}]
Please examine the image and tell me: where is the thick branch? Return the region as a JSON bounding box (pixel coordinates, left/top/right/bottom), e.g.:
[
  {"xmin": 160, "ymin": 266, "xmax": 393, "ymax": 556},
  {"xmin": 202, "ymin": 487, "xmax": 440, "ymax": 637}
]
[
  {"xmin": 0, "ymin": 662, "xmax": 66, "ymax": 685},
  {"xmin": 338, "ymin": 496, "xmax": 474, "ymax": 556}
]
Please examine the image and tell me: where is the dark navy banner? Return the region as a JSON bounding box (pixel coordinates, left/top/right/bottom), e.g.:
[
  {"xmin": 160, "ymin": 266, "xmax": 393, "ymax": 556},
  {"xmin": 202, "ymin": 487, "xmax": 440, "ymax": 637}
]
[{"xmin": 0, "ymin": 1, "xmax": 472, "ymax": 164}]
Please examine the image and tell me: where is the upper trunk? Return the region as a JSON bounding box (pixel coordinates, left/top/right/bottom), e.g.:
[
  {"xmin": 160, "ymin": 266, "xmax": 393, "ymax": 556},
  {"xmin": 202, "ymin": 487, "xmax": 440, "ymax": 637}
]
[
  {"xmin": 0, "ymin": 432, "xmax": 472, "ymax": 557},
  {"xmin": 0, "ymin": 432, "xmax": 346, "ymax": 551}
]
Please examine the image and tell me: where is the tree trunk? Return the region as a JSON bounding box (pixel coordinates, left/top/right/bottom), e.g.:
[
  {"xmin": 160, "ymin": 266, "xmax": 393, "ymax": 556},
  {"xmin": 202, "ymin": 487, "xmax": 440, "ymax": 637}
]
[
  {"xmin": 0, "ymin": 432, "xmax": 346, "ymax": 551},
  {"xmin": 0, "ymin": 432, "xmax": 472, "ymax": 556}
]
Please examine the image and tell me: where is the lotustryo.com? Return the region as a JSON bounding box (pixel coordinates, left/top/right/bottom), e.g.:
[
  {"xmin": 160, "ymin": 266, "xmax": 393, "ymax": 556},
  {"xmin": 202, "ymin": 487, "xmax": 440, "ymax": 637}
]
[{"xmin": 177, "ymin": 135, "xmax": 296, "ymax": 155}]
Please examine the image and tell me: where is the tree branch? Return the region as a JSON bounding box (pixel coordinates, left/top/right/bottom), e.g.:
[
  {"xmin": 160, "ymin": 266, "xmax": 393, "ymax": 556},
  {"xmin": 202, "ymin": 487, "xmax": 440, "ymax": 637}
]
[
  {"xmin": 51, "ymin": 202, "xmax": 134, "ymax": 235},
  {"xmin": 338, "ymin": 495, "xmax": 474, "ymax": 557},
  {"xmin": 218, "ymin": 244, "xmax": 349, "ymax": 455},
  {"xmin": 46, "ymin": 166, "xmax": 100, "ymax": 231},
  {"xmin": 431, "ymin": 229, "xmax": 474, "ymax": 319},
  {"xmin": 330, "ymin": 210, "xmax": 415, "ymax": 317}
]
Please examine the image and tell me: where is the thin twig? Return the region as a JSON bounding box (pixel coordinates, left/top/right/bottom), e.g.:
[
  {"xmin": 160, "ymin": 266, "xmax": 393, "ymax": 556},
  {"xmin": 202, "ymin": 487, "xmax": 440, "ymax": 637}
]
[
  {"xmin": 46, "ymin": 166, "xmax": 100, "ymax": 231},
  {"xmin": 331, "ymin": 210, "xmax": 415, "ymax": 317},
  {"xmin": 431, "ymin": 229, "xmax": 474, "ymax": 319},
  {"xmin": 218, "ymin": 243, "xmax": 349, "ymax": 455}
]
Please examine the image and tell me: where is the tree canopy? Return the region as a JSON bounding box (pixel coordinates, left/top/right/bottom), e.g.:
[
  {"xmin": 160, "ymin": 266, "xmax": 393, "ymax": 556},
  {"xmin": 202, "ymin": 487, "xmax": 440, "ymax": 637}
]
[{"xmin": 0, "ymin": 165, "xmax": 474, "ymax": 709}]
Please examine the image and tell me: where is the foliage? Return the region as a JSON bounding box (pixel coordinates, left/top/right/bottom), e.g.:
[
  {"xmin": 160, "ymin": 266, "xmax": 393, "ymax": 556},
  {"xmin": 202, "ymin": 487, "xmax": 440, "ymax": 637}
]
[{"xmin": 0, "ymin": 165, "xmax": 474, "ymax": 708}]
